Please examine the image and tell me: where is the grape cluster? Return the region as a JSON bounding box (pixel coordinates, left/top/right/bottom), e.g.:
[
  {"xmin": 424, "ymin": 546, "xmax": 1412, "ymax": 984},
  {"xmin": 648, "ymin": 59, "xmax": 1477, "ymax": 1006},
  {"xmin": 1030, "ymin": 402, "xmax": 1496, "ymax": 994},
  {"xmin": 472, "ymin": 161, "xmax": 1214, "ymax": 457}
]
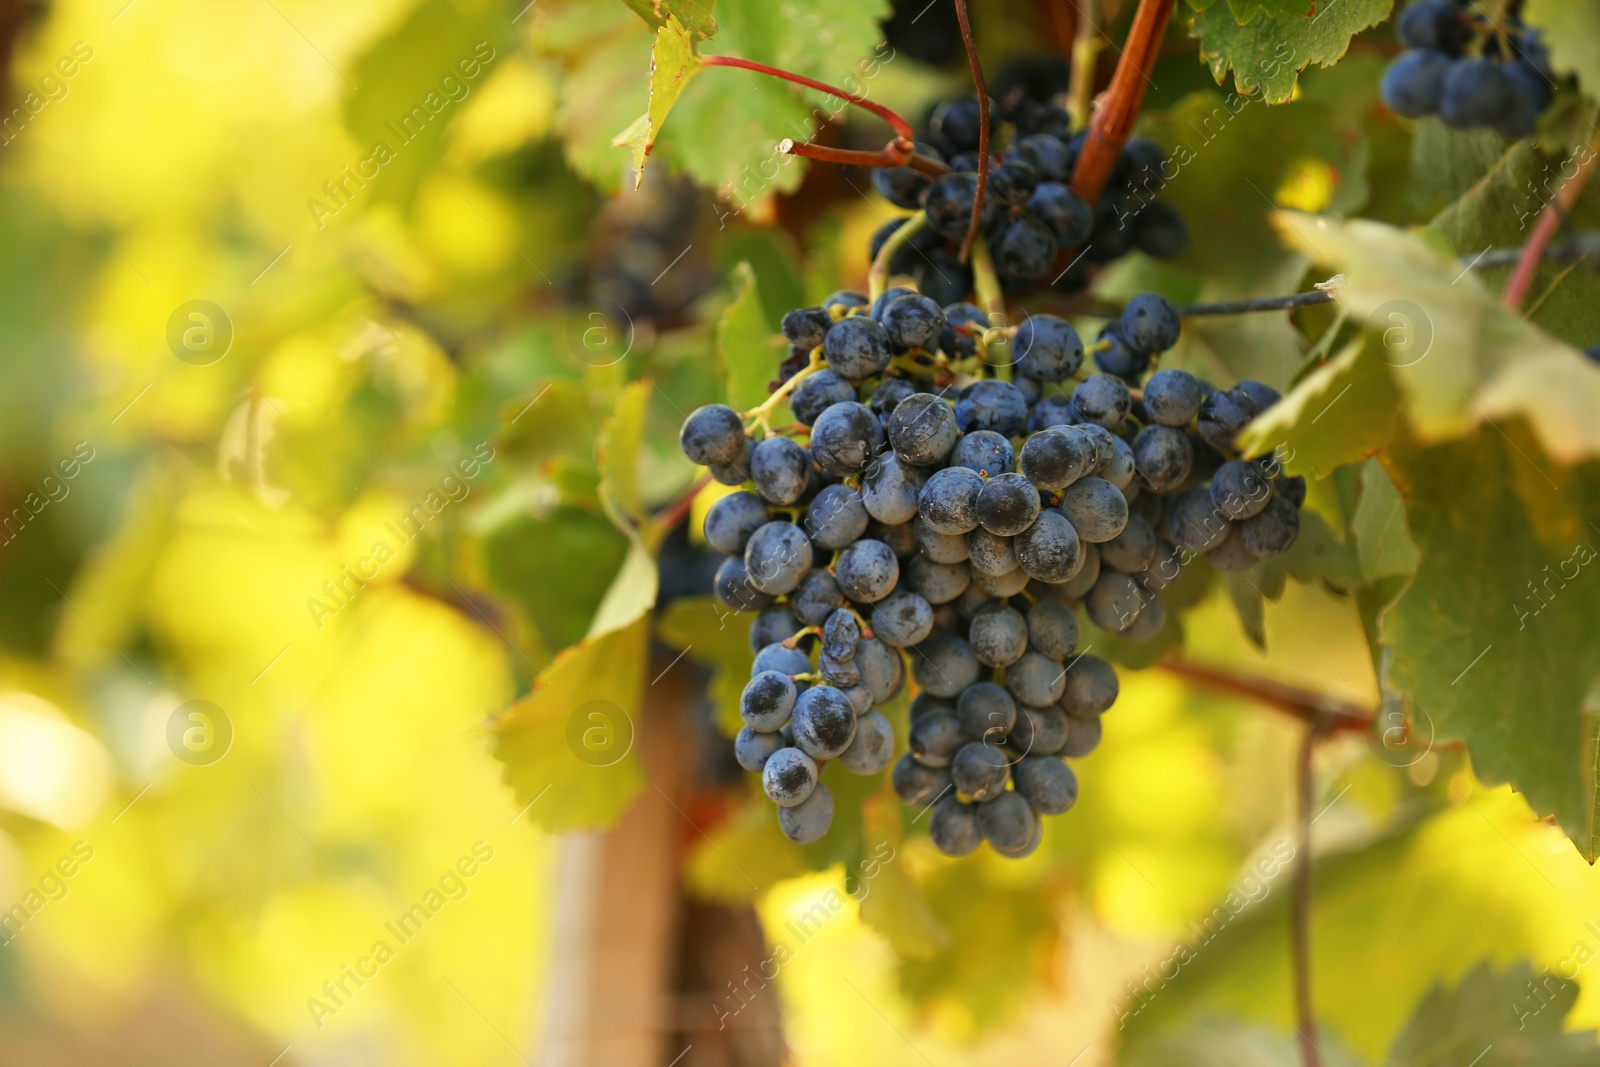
[
  {"xmin": 868, "ymin": 94, "xmax": 1186, "ymax": 302},
  {"xmin": 678, "ymin": 281, "xmax": 1307, "ymax": 854},
  {"xmin": 1380, "ymin": 0, "xmax": 1555, "ymax": 138}
]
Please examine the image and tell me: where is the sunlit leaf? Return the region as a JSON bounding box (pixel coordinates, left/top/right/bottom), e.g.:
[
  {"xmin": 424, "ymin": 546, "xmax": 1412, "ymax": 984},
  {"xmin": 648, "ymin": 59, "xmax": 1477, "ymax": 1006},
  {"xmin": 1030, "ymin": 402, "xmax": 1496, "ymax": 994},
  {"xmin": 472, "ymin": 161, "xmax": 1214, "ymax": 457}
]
[{"xmin": 613, "ymin": 15, "xmax": 705, "ymax": 184}]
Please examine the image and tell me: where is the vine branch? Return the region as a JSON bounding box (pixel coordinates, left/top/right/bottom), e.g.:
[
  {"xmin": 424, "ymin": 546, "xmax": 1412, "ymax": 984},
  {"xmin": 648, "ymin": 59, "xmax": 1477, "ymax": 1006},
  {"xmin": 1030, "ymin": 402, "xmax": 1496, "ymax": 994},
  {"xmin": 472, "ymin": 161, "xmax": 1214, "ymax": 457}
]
[
  {"xmin": 1157, "ymin": 658, "xmax": 1376, "ymax": 734},
  {"xmin": 954, "ymin": 0, "xmax": 990, "ymax": 265},
  {"xmin": 701, "ymin": 55, "xmax": 916, "ymax": 143},
  {"xmin": 1293, "ymin": 726, "xmax": 1322, "ymax": 1067},
  {"xmin": 1068, "ymin": 0, "xmax": 1176, "ymax": 207},
  {"xmin": 777, "ymin": 138, "xmax": 949, "ymax": 178},
  {"xmin": 1176, "ymin": 288, "xmax": 1338, "ymax": 316},
  {"xmin": 1503, "ymin": 132, "xmax": 1600, "ymax": 311}
]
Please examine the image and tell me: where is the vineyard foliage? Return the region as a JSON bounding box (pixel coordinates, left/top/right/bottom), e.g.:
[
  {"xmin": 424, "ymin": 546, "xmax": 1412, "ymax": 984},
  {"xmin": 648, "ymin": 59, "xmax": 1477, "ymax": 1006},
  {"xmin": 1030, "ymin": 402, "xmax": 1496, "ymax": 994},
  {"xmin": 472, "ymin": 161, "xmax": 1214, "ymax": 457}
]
[{"xmin": 4, "ymin": 0, "xmax": 1600, "ymax": 1062}]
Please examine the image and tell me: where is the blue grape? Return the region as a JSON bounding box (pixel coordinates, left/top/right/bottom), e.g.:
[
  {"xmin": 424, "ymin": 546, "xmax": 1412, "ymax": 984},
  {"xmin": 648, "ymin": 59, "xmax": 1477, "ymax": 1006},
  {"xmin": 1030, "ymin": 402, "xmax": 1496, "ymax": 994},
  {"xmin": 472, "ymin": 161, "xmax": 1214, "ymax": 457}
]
[
  {"xmin": 777, "ymin": 781, "xmax": 834, "ymax": 844},
  {"xmin": 822, "ymin": 609, "xmax": 860, "ymax": 662},
  {"xmin": 790, "ymin": 685, "xmax": 857, "ymax": 760},
  {"xmin": 989, "ymin": 213, "xmax": 1058, "ymax": 281},
  {"xmin": 1498, "ymin": 61, "xmax": 1551, "ymax": 140},
  {"xmin": 952, "ymin": 742, "xmax": 1011, "ymax": 801},
  {"xmin": 1094, "ymin": 322, "xmax": 1149, "ymax": 380},
  {"xmin": 781, "ymin": 306, "xmax": 832, "ymax": 349},
  {"xmin": 868, "ymin": 376, "xmax": 916, "ymax": 419},
  {"xmin": 929, "ymin": 795, "xmax": 982, "ymax": 856},
  {"xmin": 1237, "ymin": 494, "xmax": 1301, "ymax": 558},
  {"xmin": 860, "ymin": 451, "xmax": 925, "ymax": 526},
  {"xmin": 976, "ymin": 472, "xmax": 1042, "ymax": 537},
  {"xmin": 838, "ymin": 709, "xmax": 895, "ymax": 775},
  {"xmin": 977, "ymin": 792, "xmax": 1038, "ymax": 855},
  {"xmin": 972, "ymin": 564, "xmax": 1031, "ymax": 599},
  {"xmin": 1099, "ymin": 512, "xmax": 1157, "ymax": 574},
  {"xmin": 939, "ymin": 302, "xmax": 990, "ymax": 358},
  {"xmin": 1028, "ymin": 395, "xmax": 1079, "ymax": 432},
  {"xmin": 872, "ymin": 590, "xmax": 935, "ymax": 648},
  {"xmin": 950, "ymin": 430, "xmax": 1015, "ymax": 478},
  {"xmin": 742, "ymin": 670, "xmax": 798, "ymax": 732},
  {"xmin": 881, "ymin": 293, "xmax": 946, "ymax": 353},
  {"xmin": 1055, "ymin": 539, "xmax": 1101, "ymax": 599},
  {"xmin": 966, "ymin": 527, "xmax": 1019, "ymax": 578},
  {"xmin": 1007, "ymin": 650, "xmax": 1068, "ymax": 708},
  {"xmin": 835, "ymin": 538, "xmax": 900, "ymax": 603},
  {"xmin": 1015, "ymin": 510, "xmax": 1083, "ymax": 583},
  {"xmin": 1072, "ymin": 373, "xmax": 1131, "ymax": 429},
  {"xmin": 1143, "ymin": 368, "xmax": 1203, "ymax": 426},
  {"xmin": 888, "ymin": 392, "xmax": 959, "ymax": 466},
  {"xmin": 1123, "ymin": 590, "xmax": 1166, "ymax": 642},
  {"xmin": 854, "ymin": 636, "xmax": 906, "ymax": 703},
  {"xmin": 822, "ymin": 289, "xmax": 868, "ymax": 313},
  {"xmin": 750, "ymin": 605, "xmax": 800, "ymax": 652},
  {"xmin": 763, "ymin": 747, "xmax": 818, "ymax": 806},
  {"xmin": 1013, "ymin": 314, "xmax": 1085, "ymax": 381},
  {"xmin": 1440, "ymin": 58, "xmax": 1513, "ymax": 129},
  {"xmin": 703, "ymin": 491, "xmax": 769, "ymax": 555},
  {"xmin": 911, "ymin": 633, "xmax": 980, "ymax": 698},
  {"xmin": 791, "ymin": 569, "xmax": 843, "ymax": 626},
  {"xmin": 1132, "ymin": 201, "xmax": 1187, "ymax": 259},
  {"xmin": 1207, "ymin": 526, "xmax": 1258, "ymax": 572},
  {"xmin": 910, "ymin": 706, "xmax": 965, "ymax": 768},
  {"xmin": 752, "ymin": 642, "xmax": 810, "ymax": 679},
  {"xmin": 1010, "ymin": 705, "xmax": 1069, "ymax": 757},
  {"xmin": 716, "ymin": 556, "xmax": 774, "ymax": 612},
  {"xmin": 735, "ymin": 726, "xmax": 784, "ymax": 773},
  {"xmin": 1060, "ymin": 713, "xmax": 1102, "ymax": 759},
  {"xmin": 1277, "ymin": 474, "xmax": 1307, "ymax": 508},
  {"xmin": 955, "ymin": 379, "xmax": 1029, "ymax": 437},
  {"xmin": 1028, "ymin": 181, "xmax": 1094, "ymax": 245},
  {"xmin": 893, "ymin": 753, "xmax": 952, "ymax": 808},
  {"xmin": 1132, "ymin": 425, "xmax": 1194, "ymax": 492},
  {"xmin": 918, "ymin": 465, "xmax": 985, "ymax": 534},
  {"xmin": 1210, "ymin": 459, "xmax": 1273, "ymax": 520},
  {"xmin": 872, "ymin": 141, "xmax": 945, "ymax": 208},
  {"xmin": 749, "ymin": 435, "xmax": 812, "ymax": 505},
  {"xmin": 1196, "ymin": 388, "xmax": 1259, "ymax": 451},
  {"xmin": 870, "ymin": 517, "xmax": 918, "ymax": 559},
  {"xmin": 1381, "ymin": 48, "xmax": 1452, "ymax": 118},
  {"xmin": 1096, "ymin": 435, "xmax": 1137, "ymax": 492},
  {"xmin": 914, "ymin": 516, "xmax": 972, "ymax": 564},
  {"xmin": 1086, "ymin": 571, "xmax": 1144, "ymax": 632},
  {"xmin": 823, "ymin": 316, "xmax": 892, "ymax": 381},
  {"xmin": 1012, "ymin": 133, "xmax": 1072, "ymax": 180},
  {"xmin": 791, "ymin": 369, "xmax": 858, "ymax": 426},
  {"xmin": 744, "ymin": 521, "xmax": 814, "ymax": 595},
  {"xmin": 969, "ymin": 602, "xmax": 1030, "ymax": 667},
  {"xmin": 804, "ymin": 483, "xmax": 870, "ymax": 550},
  {"xmin": 679, "ymin": 403, "xmax": 746, "ymax": 467},
  {"xmin": 1062, "ymin": 653, "xmax": 1119, "ymax": 716},
  {"xmin": 931, "ymin": 97, "xmax": 987, "ymax": 150},
  {"xmin": 906, "ymin": 554, "xmax": 972, "ymax": 604},
  {"xmin": 1014, "ymin": 756, "xmax": 1078, "ymax": 814},
  {"xmin": 1019, "ymin": 425, "xmax": 1097, "ymax": 490},
  {"xmin": 1120, "ymin": 292, "xmax": 1181, "ymax": 354},
  {"xmin": 1026, "ymin": 599, "xmax": 1080, "ymax": 661},
  {"xmin": 956, "ymin": 680, "xmax": 1017, "ymax": 741},
  {"xmin": 1398, "ymin": 0, "xmax": 1470, "ymax": 52},
  {"xmin": 1235, "ymin": 379, "xmax": 1281, "ymax": 411},
  {"xmin": 810, "ymin": 401, "xmax": 885, "ymax": 475},
  {"xmin": 1166, "ymin": 486, "xmax": 1231, "ymax": 553},
  {"xmin": 989, "ymin": 160, "xmax": 1040, "ymax": 204},
  {"xmin": 1059, "ymin": 477, "xmax": 1128, "ymax": 542}
]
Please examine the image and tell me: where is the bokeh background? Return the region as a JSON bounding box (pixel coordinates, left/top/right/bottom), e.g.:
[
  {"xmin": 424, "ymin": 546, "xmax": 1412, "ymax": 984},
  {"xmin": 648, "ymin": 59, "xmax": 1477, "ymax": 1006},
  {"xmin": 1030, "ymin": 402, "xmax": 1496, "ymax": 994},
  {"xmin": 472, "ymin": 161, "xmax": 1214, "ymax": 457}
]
[{"xmin": 2, "ymin": 0, "xmax": 1599, "ymax": 1064}]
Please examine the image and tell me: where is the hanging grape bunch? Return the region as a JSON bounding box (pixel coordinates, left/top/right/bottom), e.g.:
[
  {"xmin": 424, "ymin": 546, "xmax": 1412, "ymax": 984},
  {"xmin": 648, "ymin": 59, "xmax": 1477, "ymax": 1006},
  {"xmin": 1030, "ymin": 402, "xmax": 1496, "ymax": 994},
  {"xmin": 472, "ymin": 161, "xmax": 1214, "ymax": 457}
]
[
  {"xmin": 675, "ymin": 85, "xmax": 1305, "ymax": 853},
  {"xmin": 1380, "ymin": 0, "xmax": 1558, "ymax": 138},
  {"xmin": 868, "ymin": 93, "xmax": 1186, "ymax": 303}
]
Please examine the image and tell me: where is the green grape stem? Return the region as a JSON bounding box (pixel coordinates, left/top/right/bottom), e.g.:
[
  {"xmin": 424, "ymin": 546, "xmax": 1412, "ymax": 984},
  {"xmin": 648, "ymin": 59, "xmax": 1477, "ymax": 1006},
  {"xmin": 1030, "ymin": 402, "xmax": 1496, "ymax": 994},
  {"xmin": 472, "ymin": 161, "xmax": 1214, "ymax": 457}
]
[{"xmin": 868, "ymin": 211, "xmax": 929, "ymax": 301}]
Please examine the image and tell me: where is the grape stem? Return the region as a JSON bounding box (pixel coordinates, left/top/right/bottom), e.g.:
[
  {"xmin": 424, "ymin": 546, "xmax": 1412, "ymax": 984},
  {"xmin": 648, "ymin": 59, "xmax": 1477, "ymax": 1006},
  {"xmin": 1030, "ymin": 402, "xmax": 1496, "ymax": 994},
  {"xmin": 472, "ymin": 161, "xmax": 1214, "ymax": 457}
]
[
  {"xmin": 744, "ymin": 349, "xmax": 826, "ymax": 432},
  {"xmin": 970, "ymin": 237, "xmax": 1014, "ymax": 381},
  {"xmin": 953, "ymin": 0, "xmax": 991, "ymax": 266},
  {"xmin": 778, "ymin": 138, "xmax": 950, "ymax": 179},
  {"xmin": 1176, "ymin": 288, "xmax": 1338, "ymax": 317},
  {"xmin": 868, "ymin": 210, "xmax": 929, "ymax": 301},
  {"xmin": 1068, "ymin": 0, "xmax": 1176, "ymax": 207},
  {"xmin": 700, "ymin": 56, "xmax": 916, "ymax": 143},
  {"xmin": 1503, "ymin": 132, "xmax": 1600, "ymax": 311},
  {"xmin": 1067, "ymin": 0, "xmax": 1104, "ymax": 131}
]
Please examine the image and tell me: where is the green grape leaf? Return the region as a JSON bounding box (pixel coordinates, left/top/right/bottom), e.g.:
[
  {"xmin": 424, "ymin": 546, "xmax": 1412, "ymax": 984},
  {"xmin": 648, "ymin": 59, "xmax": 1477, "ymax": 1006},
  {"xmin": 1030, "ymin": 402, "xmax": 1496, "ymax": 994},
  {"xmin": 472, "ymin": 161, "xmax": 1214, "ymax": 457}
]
[
  {"xmin": 1224, "ymin": 571, "xmax": 1268, "ymax": 649},
  {"xmin": 1522, "ymin": 0, "xmax": 1600, "ymax": 103},
  {"xmin": 1350, "ymin": 459, "xmax": 1419, "ymax": 584},
  {"xmin": 1406, "ymin": 119, "xmax": 1511, "ymax": 221},
  {"xmin": 656, "ymin": 595, "xmax": 753, "ymax": 736},
  {"xmin": 615, "ymin": 0, "xmax": 718, "ymax": 39},
  {"xmin": 1190, "ymin": 0, "xmax": 1391, "ymax": 104},
  {"xmin": 718, "ymin": 262, "xmax": 784, "ymax": 413},
  {"xmin": 1386, "ymin": 433, "xmax": 1600, "ymax": 858},
  {"xmin": 1271, "ymin": 212, "xmax": 1600, "ymax": 463},
  {"xmin": 1237, "ymin": 337, "xmax": 1403, "ymax": 479},
  {"xmin": 542, "ymin": 4, "xmax": 655, "ymax": 192},
  {"xmin": 684, "ymin": 799, "xmax": 808, "ymax": 903},
  {"xmin": 343, "ymin": 0, "xmax": 514, "ymax": 209},
  {"xmin": 1430, "ymin": 141, "xmax": 1600, "ymax": 350},
  {"xmin": 856, "ymin": 795, "xmax": 949, "ymax": 959},
  {"xmin": 597, "ymin": 378, "xmax": 654, "ymax": 532},
  {"xmin": 492, "ymin": 614, "xmax": 651, "ymax": 832},
  {"xmin": 614, "ymin": 15, "xmax": 705, "ymax": 184},
  {"xmin": 1385, "ymin": 961, "xmax": 1600, "ymax": 1066},
  {"xmin": 477, "ymin": 506, "xmax": 632, "ymax": 654}
]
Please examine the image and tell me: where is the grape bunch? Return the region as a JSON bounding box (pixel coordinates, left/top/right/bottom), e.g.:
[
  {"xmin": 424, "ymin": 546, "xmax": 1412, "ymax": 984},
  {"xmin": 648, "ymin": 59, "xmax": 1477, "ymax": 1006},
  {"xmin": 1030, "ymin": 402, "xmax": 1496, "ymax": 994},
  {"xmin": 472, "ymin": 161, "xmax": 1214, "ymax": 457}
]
[
  {"xmin": 1380, "ymin": 0, "xmax": 1556, "ymax": 138},
  {"xmin": 868, "ymin": 93, "xmax": 1187, "ymax": 302},
  {"xmin": 679, "ymin": 288, "xmax": 1303, "ymax": 855}
]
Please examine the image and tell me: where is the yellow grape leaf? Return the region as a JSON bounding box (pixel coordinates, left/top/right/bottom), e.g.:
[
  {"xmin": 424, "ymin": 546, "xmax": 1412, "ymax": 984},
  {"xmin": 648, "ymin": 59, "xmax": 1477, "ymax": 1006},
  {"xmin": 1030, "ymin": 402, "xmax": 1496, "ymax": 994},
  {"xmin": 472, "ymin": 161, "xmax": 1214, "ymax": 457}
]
[
  {"xmin": 1236, "ymin": 336, "xmax": 1401, "ymax": 478},
  {"xmin": 592, "ymin": 378, "xmax": 659, "ymax": 637},
  {"xmin": 613, "ymin": 15, "xmax": 704, "ymax": 185},
  {"xmin": 856, "ymin": 794, "xmax": 949, "ymax": 959},
  {"xmin": 1271, "ymin": 212, "xmax": 1600, "ymax": 463},
  {"xmin": 492, "ymin": 613, "xmax": 650, "ymax": 832}
]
